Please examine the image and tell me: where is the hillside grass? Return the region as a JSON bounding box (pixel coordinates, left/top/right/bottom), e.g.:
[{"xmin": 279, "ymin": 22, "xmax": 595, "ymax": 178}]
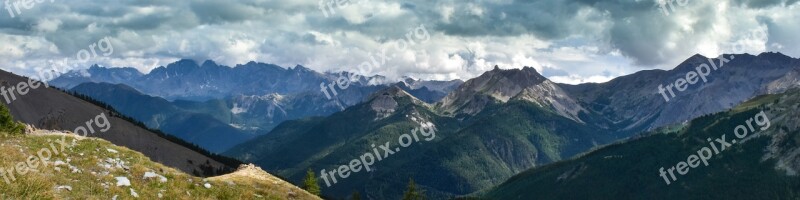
[{"xmin": 0, "ymin": 132, "xmax": 319, "ymax": 200}]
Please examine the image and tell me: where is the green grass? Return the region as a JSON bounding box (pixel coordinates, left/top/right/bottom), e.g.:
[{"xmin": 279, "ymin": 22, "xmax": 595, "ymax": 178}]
[{"xmin": 0, "ymin": 133, "xmax": 320, "ymax": 200}]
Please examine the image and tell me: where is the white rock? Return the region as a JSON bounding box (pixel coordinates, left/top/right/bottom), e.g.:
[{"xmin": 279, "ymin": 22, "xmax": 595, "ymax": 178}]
[
  {"xmin": 107, "ymin": 149, "xmax": 118, "ymax": 153},
  {"xmin": 143, "ymin": 172, "xmax": 168, "ymax": 183},
  {"xmin": 158, "ymin": 193, "xmax": 163, "ymax": 198},
  {"xmin": 112, "ymin": 195, "xmax": 118, "ymax": 200},
  {"xmin": 203, "ymin": 183, "xmax": 212, "ymax": 189},
  {"xmin": 55, "ymin": 185, "xmax": 72, "ymax": 191},
  {"xmin": 115, "ymin": 177, "xmax": 131, "ymax": 187},
  {"xmin": 54, "ymin": 160, "xmax": 66, "ymax": 166},
  {"xmin": 130, "ymin": 188, "xmax": 139, "ymax": 198},
  {"xmin": 69, "ymin": 165, "xmax": 81, "ymax": 173}
]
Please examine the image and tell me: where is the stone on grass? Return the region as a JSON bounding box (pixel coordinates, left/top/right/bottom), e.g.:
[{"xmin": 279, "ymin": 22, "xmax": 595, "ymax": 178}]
[
  {"xmin": 55, "ymin": 185, "xmax": 72, "ymax": 191},
  {"xmin": 115, "ymin": 177, "xmax": 131, "ymax": 187},
  {"xmin": 130, "ymin": 188, "xmax": 139, "ymax": 198},
  {"xmin": 143, "ymin": 171, "xmax": 168, "ymax": 183}
]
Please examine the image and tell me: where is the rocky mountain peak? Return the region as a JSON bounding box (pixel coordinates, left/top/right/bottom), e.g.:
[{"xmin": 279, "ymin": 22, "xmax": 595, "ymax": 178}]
[
  {"xmin": 367, "ymin": 85, "xmax": 414, "ymax": 101},
  {"xmin": 201, "ymin": 60, "xmax": 219, "ymax": 68},
  {"xmin": 439, "ymin": 66, "xmax": 553, "ymax": 115},
  {"xmin": 366, "ymin": 85, "xmax": 428, "ymax": 120}
]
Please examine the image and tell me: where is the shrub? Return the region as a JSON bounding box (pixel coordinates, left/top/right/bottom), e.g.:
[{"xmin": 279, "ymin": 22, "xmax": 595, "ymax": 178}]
[{"xmin": 0, "ymin": 104, "xmax": 25, "ymax": 135}]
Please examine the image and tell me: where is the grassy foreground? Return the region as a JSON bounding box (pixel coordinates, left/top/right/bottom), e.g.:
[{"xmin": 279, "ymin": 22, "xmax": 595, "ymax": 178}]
[{"xmin": 0, "ymin": 131, "xmax": 321, "ymax": 200}]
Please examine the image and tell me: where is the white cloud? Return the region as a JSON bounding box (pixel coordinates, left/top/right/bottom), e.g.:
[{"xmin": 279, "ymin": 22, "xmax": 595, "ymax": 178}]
[
  {"xmin": 34, "ymin": 19, "xmax": 63, "ymax": 33},
  {"xmin": 0, "ymin": 0, "xmax": 796, "ymax": 84},
  {"xmin": 548, "ymin": 74, "xmax": 616, "ymax": 85}
]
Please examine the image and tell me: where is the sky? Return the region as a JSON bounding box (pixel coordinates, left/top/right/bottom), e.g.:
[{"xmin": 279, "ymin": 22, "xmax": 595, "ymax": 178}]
[{"xmin": 0, "ymin": 0, "xmax": 798, "ymax": 84}]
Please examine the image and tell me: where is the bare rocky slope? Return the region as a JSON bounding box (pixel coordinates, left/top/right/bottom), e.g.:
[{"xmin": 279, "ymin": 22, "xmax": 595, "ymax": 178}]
[{"xmin": 0, "ymin": 70, "xmax": 235, "ymax": 175}]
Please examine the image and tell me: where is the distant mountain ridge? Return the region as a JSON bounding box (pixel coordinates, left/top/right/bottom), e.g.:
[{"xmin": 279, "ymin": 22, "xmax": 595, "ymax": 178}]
[
  {"xmin": 227, "ymin": 52, "xmax": 800, "ymax": 199},
  {"xmin": 49, "ymin": 60, "xmax": 462, "ymax": 103}
]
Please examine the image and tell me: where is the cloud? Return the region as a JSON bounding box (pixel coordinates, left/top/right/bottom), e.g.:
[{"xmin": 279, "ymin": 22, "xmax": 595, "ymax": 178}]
[{"xmin": 0, "ymin": 0, "xmax": 797, "ymax": 84}]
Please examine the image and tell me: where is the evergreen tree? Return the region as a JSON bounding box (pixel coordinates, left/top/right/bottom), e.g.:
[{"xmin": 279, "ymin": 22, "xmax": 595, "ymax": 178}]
[
  {"xmin": 402, "ymin": 178, "xmax": 425, "ymax": 200},
  {"xmin": 303, "ymin": 168, "xmax": 321, "ymax": 196},
  {"xmin": 0, "ymin": 104, "xmax": 24, "ymax": 135}
]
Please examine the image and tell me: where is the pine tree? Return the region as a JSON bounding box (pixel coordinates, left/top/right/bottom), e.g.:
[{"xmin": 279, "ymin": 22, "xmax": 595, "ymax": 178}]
[
  {"xmin": 0, "ymin": 104, "xmax": 24, "ymax": 135},
  {"xmin": 303, "ymin": 168, "xmax": 321, "ymax": 196},
  {"xmin": 402, "ymin": 178, "xmax": 425, "ymax": 200}
]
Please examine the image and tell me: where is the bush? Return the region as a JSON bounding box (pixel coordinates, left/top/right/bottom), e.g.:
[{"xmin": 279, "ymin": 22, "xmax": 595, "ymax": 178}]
[{"xmin": 0, "ymin": 104, "xmax": 25, "ymax": 135}]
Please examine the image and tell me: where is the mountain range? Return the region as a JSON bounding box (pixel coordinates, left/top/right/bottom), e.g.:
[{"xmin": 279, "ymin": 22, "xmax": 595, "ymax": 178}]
[
  {"xmin": 44, "ymin": 52, "xmax": 800, "ymax": 199},
  {"xmin": 223, "ymin": 52, "xmax": 800, "ymax": 199},
  {"xmin": 51, "ymin": 60, "xmax": 462, "ymax": 152}
]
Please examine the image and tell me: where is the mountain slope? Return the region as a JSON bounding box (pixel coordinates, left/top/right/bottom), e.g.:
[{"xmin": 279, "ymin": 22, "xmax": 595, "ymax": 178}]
[
  {"xmin": 0, "ymin": 130, "xmax": 320, "ymax": 200},
  {"xmin": 70, "ymin": 82, "xmax": 254, "ymax": 153},
  {"xmin": 477, "ymin": 89, "xmax": 800, "ymax": 199},
  {"xmin": 438, "ymin": 66, "xmax": 585, "ymax": 122},
  {"xmin": 560, "ymin": 52, "xmax": 800, "ymax": 132},
  {"xmin": 226, "ymin": 80, "xmax": 616, "ymax": 199},
  {"xmin": 0, "ymin": 70, "xmax": 235, "ymax": 175}
]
